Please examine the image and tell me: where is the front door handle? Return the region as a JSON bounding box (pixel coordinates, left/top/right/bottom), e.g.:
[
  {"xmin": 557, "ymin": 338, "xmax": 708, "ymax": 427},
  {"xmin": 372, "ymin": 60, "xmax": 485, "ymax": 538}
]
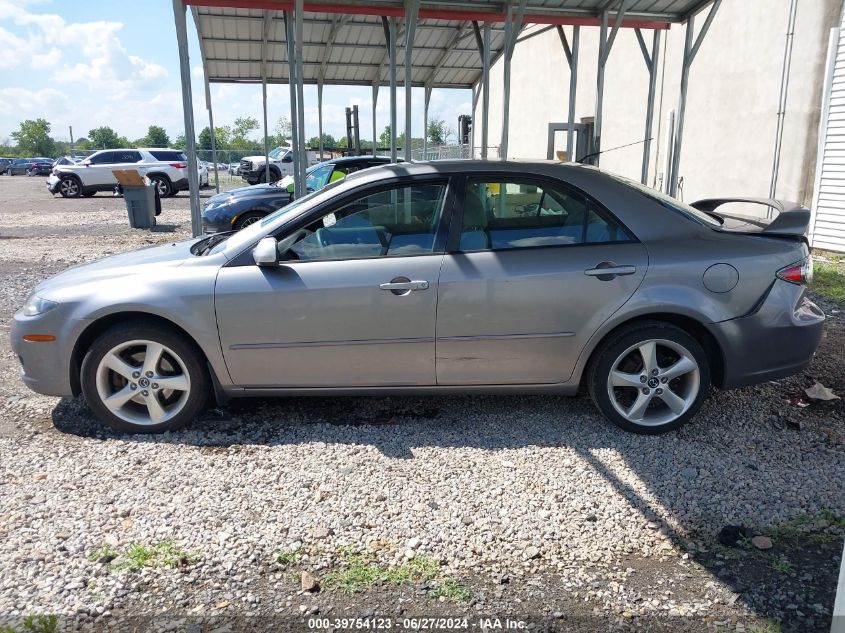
[
  {"xmin": 584, "ymin": 262, "xmax": 637, "ymax": 280},
  {"xmin": 379, "ymin": 277, "xmax": 429, "ymax": 295}
]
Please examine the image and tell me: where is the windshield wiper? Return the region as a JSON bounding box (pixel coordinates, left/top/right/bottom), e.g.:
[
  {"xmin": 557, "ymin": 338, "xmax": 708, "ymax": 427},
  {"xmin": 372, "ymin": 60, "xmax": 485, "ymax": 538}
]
[{"xmin": 192, "ymin": 232, "xmax": 233, "ymax": 256}]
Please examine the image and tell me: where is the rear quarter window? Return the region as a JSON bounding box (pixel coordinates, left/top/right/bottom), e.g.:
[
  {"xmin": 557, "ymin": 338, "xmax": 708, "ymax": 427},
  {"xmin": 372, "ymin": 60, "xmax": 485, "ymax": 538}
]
[{"xmin": 150, "ymin": 150, "xmax": 187, "ymax": 162}]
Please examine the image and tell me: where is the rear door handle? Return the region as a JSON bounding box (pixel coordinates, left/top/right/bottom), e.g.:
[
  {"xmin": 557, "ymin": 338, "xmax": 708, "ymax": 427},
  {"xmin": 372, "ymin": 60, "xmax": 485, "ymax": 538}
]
[
  {"xmin": 379, "ymin": 277, "xmax": 429, "ymax": 295},
  {"xmin": 584, "ymin": 263, "xmax": 637, "ymax": 280}
]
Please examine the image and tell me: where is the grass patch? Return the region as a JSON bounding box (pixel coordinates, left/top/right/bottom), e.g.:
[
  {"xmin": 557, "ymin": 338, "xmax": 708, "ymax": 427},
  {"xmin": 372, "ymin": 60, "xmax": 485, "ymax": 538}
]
[
  {"xmin": 430, "ymin": 579, "xmax": 474, "ymax": 603},
  {"xmin": 747, "ymin": 620, "xmax": 783, "ymax": 633},
  {"xmin": 765, "ymin": 509, "xmax": 844, "ymax": 540},
  {"xmin": 0, "ymin": 615, "xmax": 59, "ymax": 633},
  {"xmin": 811, "ymin": 260, "xmax": 845, "ymax": 304},
  {"xmin": 275, "ymin": 548, "xmax": 299, "ymax": 566},
  {"xmin": 89, "ymin": 541, "xmax": 197, "ymax": 572},
  {"xmin": 769, "ymin": 556, "xmax": 796, "ymax": 575},
  {"xmin": 87, "ymin": 544, "xmax": 118, "ymax": 563},
  {"xmin": 322, "ymin": 551, "xmax": 440, "ymax": 593}
]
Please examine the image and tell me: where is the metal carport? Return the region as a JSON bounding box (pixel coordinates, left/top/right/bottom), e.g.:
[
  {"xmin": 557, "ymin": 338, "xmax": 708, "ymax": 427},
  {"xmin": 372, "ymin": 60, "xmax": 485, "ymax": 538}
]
[{"xmin": 172, "ymin": 0, "xmax": 721, "ymax": 236}]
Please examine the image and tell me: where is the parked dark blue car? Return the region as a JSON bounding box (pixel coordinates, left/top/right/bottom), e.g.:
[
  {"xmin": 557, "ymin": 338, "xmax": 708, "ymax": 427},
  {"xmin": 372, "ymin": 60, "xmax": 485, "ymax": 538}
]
[{"xmin": 201, "ymin": 155, "xmax": 390, "ymax": 233}]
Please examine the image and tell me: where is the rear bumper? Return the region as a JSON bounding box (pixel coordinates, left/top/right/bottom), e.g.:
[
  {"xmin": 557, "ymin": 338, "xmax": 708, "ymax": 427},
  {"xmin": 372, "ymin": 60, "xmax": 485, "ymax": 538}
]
[
  {"xmin": 172, "ymin": 177, "xmax": 189, "ymax": 192},
  {"xmin": 712, "ymin": 281, "xmax": 825, "ymax": 389}
]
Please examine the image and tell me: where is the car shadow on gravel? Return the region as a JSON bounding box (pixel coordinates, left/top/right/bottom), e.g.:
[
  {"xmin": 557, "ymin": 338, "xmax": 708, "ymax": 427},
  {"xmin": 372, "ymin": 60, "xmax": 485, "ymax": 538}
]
[{"xmin": 49, "ymin": 385, "xmax": 844, "ymax": 631}]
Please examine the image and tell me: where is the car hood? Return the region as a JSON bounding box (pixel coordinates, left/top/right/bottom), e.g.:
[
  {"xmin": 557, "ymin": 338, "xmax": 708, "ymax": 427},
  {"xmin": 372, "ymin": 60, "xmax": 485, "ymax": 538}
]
[
  {"xmin": 207, "ymin": 183, "xmax": 282, "ymax": 204},
  {"xmin": 34, "ymin": 239, "xmax": 201, "ymax": 297}
]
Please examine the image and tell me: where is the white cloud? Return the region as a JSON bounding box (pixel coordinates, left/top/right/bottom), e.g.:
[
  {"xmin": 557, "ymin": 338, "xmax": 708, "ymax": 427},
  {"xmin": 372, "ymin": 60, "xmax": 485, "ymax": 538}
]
[{"xmin": 0, "ymin": 87, "xmax": 68, "ymax": 118}]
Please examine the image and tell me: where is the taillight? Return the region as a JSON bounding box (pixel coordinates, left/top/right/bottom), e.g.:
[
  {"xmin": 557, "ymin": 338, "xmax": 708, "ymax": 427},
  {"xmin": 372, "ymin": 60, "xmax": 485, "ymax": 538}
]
[
  {"xmin": 776, "ymin": 257, "xmax": 813, "ymax": 285},
  {"xmin": 169, "ymin": 162, "xmax": 187, "ymax": 169}
]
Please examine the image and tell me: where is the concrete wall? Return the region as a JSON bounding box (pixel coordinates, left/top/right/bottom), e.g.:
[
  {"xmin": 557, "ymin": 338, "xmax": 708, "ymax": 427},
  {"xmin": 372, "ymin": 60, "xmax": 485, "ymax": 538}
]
[{"xmin": 474, "ymin": 0, "xmax": 841, "ymax": 207}]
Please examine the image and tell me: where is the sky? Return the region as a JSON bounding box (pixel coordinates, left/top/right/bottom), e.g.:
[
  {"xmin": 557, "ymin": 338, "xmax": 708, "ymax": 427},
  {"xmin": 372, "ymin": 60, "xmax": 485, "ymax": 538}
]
[{"xmin": 0, "ymin": 0, "xmax": 472, "ymax": 147}]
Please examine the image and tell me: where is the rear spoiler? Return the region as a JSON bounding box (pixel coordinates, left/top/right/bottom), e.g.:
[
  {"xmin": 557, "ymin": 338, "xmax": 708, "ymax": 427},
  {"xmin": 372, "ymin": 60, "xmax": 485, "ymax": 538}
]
[{"xmin": 689, "ymin": 197, "xmax": 811, "ymax": 237}]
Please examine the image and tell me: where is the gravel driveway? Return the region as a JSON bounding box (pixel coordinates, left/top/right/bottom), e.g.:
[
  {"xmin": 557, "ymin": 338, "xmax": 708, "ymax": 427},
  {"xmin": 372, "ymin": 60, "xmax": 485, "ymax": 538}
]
[{"xmin": 0, "ymin": 176, "xmax": 843, "ymax": 633}]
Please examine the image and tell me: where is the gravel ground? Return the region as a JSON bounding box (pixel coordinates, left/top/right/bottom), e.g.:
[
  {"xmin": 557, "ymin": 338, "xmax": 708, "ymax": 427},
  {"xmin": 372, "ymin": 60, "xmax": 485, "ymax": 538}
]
[{"xmin": 0, "ymin": 175, "xmax": 843, "ymax": 632}]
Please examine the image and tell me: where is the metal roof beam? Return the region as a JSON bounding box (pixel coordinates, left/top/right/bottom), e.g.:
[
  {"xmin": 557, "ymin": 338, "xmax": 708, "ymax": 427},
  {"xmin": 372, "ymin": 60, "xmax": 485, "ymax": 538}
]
[
  {"xmin": 423, "ymin": 21, "xmax": 469, "ymax": 87},
  {"xmin": 318, "ymin": 14, "xmax": 350, "ymax": 80}
]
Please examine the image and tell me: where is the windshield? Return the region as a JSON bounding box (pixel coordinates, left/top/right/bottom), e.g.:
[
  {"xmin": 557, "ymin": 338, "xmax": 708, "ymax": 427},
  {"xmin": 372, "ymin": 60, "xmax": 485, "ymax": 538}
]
[
  {"xmin": 608, "ymin": 173, "xmax": 722, "ymax": 227},
  {"xmin": 268, "ymin": 147, "xmax": 288, "ymax": 159},
  {"xmin": 306, "ymin": 163, "xmax": 334, "ymax": 191},
  {"xmin": 209, "ymin": 177, "xmax": 348, "ymax": 256}
]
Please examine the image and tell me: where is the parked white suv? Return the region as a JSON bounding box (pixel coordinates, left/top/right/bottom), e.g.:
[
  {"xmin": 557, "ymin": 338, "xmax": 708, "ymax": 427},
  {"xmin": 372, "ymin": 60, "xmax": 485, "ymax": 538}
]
[
  {"xmin": 239, "ymin": 146, "xmax": 294, "ymax": 185},
  {"xmin": 47, "ymin": 148, "xmax": 191, "ymax": 198}
]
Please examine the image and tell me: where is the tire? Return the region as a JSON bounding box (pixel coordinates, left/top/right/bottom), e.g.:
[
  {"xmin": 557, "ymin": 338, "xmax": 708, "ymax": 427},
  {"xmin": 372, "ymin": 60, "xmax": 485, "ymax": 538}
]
[
  {"xmin": 80, "ymin": 321, "xmax": 209, "ymax": 434},
  {"xmin": 58, "ymin": 175, "xmax": 82, "ymax": 198},
  {"xmin": 27, "ymin": 169, "xmax": 34, "ymax": 177},
  {"xmin": 149, "ymin": 175, "xmax": 172, "ymax": 198},
  {"xmin": 587, "ymin": 321, "xmax": 710, "ymax": 434},
  {"xmin": 234, "ymin": 211, "xmax": 265, "ymax": 231}
]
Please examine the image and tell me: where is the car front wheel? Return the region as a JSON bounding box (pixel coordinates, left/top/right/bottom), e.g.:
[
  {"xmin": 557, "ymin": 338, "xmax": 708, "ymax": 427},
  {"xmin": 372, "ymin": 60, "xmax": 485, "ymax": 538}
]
[
  {"xmin": 58, "ymin": 176, "xmax": 82, "ymax": 198},
  {"xmin": 587, "ymin": 322, "xmax": 710, "ymax": 434},
  {"xmin": 80, "ymin": 322, "xmax": 209, "ymax": 434}
]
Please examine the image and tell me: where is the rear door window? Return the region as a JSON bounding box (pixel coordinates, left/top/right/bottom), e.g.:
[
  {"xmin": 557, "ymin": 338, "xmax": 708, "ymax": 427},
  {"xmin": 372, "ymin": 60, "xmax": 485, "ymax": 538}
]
[
  {"xmin": 458, "ymin": 179, "xmax": 633, "ymax": 251},
  {"xmin": 150, "ymin": 150, "xmax": 187, "ymax": 162}
]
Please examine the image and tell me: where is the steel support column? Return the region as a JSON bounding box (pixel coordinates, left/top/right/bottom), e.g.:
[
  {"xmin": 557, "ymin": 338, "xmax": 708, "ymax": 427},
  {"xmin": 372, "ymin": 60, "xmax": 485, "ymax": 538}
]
[
  {"xmin": 294, "ymin": 0, "xmax": 307, "ymax": 191},
  {"xmin": 636, "ymin": 28, "xmax": 661, "ymax": 184},
  {"xmin": 557, "ymin": 25, "xmax": 579, "ymax": 161},
  {"xmin": 481, "ymin": 22, "xmax": 491, "ymax": 159},
  {"xmin": 594, "ymin": 0, "xmax": 630, "ymax": 167},
  {"xmin": 471, "ymin": 83, "xmax": 480, "ymax": 157},
  {"xmin": 388, "ymin": 17, "xmax": 398, "ymax": 162},
  {"xmin": 372, "ymin": 82, "xmax": 379, "ymax": 156},
  {"xmin": 423, "ymin": 84, "xmax": 432, "ymax": 156},
  {"xmin": 172, "ymin": 0, "xmax": 201, "ymax": 237},
  {"xmin": 204, "ymin": 72, "xmax": 220, "ymax": 193},
  {"xmin": 404, "ymin": 0, "xmax": 420, "ymax": 161},
  {"xmin": 285, "ymin": 11, "xmax": 302, "ymax": 192},
  {"xmin": 500, "ymin": 0, "xmax": 527, "ymax": 160},
  {"xmin": 670, "ymin": 0, "xmax": 721, "ymax": 197},
  {"xmin": 262, "ymin": 10, "xmax": 271, "ymax": 183},
  {"xmin": 318, "ymin": 79, "xmax": 324, "ymax": 160}
]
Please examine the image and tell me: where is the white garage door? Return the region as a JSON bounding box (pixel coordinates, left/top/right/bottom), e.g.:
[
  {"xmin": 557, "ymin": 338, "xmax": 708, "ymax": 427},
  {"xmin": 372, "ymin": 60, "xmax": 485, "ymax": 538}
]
[{"xmin": 812, "ymin": 15, "xmax": 845, "ymax": 252}]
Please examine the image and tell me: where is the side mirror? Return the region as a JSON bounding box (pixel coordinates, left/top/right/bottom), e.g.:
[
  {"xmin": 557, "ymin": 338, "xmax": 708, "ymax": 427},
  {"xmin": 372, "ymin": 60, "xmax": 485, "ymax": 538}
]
[
  {"xmin": 82, "ymin": 159, "xmax": 91, "ymax": 166},
  {"xmin": 252, "ymin": 236, "xmax": 278, "ymax": 266},
  {"xmin": 282, "ymin": 155, "xmax": 293, "ymax": 163}
]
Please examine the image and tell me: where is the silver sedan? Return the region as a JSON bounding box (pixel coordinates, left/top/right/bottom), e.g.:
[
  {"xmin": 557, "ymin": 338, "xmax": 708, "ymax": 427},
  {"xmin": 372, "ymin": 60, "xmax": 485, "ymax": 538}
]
[{"xmin": 11, "ymin": 161, "xmax": 824, "ymax": 435}]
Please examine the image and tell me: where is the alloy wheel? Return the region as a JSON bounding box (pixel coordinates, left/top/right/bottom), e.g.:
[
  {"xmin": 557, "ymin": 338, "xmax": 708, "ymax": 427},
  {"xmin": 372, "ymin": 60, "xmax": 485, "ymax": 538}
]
[
  {"xmin": 606, "ymin": 338, "xmax": 700, "ymax": 427},
  {"xmin": 94, "ymin": 339, "xmax": 191, "ymax": 426},
  {"xmin": 60, "ymin": 178, "xmax": 79, "ymax": 197}
]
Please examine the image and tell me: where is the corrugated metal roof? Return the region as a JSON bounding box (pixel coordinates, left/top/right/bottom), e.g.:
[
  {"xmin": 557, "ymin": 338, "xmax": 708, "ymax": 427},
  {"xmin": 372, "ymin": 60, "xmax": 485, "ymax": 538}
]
[{"xmin": 190, "ymin": 0, "xmax": 712, "ymax": 88}]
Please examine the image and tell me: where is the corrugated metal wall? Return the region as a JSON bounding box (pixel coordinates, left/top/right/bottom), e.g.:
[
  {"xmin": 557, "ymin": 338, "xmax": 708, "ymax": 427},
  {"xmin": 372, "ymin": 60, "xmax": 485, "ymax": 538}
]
[{"xmin": 811, "ymin": 5, "xmax": 845, "ymax": 252}]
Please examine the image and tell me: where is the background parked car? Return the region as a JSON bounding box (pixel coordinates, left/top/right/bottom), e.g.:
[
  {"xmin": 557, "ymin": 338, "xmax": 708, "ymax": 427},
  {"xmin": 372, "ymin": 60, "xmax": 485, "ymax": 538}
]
[
  {"xmin": 228, "ymin": 163, "xmax": 240, "ymax": 176},
  {"xmin": 47, "ymin": 148, "xmax": 191, "ymax": 198},
  {"xmin": 0, "ymin": 158, "xmax": 11, "ymax": 174},
  {"xmin": 8, "ymin": 158, "xmax": 35, "ymax": 176},
  {"xmin": 198, "ymin": 162, "xmax": 209, "ymax": 188},
  {"xmin": 26, "ymin": 158, "xmax": 54, "ymax": 176},
  {"xmin": 202, "ymin": 156, "xmax": 390, "ymax": 233},
  {"xmin": 53, "ymin": 156, "xmax": 83, "ymax": 167}
]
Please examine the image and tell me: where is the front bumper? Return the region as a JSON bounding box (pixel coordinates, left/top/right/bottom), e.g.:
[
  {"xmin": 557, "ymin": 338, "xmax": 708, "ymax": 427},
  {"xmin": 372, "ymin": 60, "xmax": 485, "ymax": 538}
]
[
  {"xmin": 10, "ymin": 308, "xmax": 84, "ymax": 398},
  {"xmin": 46, "ymin": 175, "xmax": 61, "ymax": 193},
  {"xmin": 713, "ymin": 281, "xmax": 825, "ymax": 389}
]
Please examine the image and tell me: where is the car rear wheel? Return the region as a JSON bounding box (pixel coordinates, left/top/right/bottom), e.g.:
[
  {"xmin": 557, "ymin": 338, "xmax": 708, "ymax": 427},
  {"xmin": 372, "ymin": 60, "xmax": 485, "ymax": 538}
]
[
  {"xmin": 587, "ymin": 322, "xmax": 710, "ymax": 434},
  {"xmin": 80, "ymin": 322, "xmax": 209, "ymax": 434},
  {"xmin": 149, "ymin": 175, "xmax": 172, "ymax": 198},
  {"xmin": 234, "ymin": 211, "xmax": 264, "ymax": 230},
  {"xmin": 58, "ymin": 176, "xmax": 82, "ymax": 198}
]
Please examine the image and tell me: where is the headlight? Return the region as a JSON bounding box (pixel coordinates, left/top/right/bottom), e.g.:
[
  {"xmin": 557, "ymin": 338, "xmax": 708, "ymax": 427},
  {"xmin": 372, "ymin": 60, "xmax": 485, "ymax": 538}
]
[
  {"xmin": 204, "ymin": 202, "xmax": 221, "ymax": 211},
  {"xmin": 21, "ymin": 295, "xmax": 58, "ymax": 316}
]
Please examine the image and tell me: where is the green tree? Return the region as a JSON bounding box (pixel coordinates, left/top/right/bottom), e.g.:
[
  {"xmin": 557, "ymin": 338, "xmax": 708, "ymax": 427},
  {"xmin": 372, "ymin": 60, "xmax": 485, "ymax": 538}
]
[
  {"xmin": 144, "ymin": 125, "xmax": 171, "ymax": 147},
  {"xmin": 198, "ymin": 126, "xmax": 231, "ymax": 151},
  {"xmin": 173, "ymin": 134, "xmax": 186, "ymax": 150},
  {"xmin": 74, "ymin": 137, "xmax": 91, "ymax": 151},
  {"xmin": 11, "ymin": 119, "xmax": 56, "ymax": 156},
  {"xmin": 230, "ymin": 116, "xmax": 259, "ymax": 149},
  {"xmin": 88, "ymin": 126, "xmax": 121, "ymax": 149},
  {"xmin": 426, "ymin": 117, "xmax": 449, "ymax": 145},
  {"xmin": 274, "ymin": 116, "xmax": 292, "ymax": 146},
  {"xmin": 307, "ymin": 133, "xmax": 337, "ymax": 148},
  {"xmin": 379, "ymin": 125, "xmax": 405, "ymax": 149}
]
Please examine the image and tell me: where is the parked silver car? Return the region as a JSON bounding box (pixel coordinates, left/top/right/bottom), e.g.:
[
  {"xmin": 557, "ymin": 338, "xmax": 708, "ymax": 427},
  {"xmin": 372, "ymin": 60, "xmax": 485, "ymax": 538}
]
[{"xmin": 11, "ymin": 161, "xmax": 824, "ymax": 435}]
